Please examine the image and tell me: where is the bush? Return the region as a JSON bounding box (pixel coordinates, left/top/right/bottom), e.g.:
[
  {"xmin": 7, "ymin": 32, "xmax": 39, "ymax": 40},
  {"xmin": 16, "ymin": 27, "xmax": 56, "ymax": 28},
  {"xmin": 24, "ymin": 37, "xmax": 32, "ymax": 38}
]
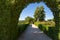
[
  {"xmin": 38, "ymin": 24, "xmax": 49, "ymax": 31},
  {"xmin": 38, "ymin": 24, "xmax": 57, "ymax": 40},
  {"xmin": 34, "ymin": 22, "xmax": 40, "ymax": 26},
  {"xmin": 46, "ymin": 27, "xmax": 58, "ymax": 40},
  {"xmin": 18, "ymin": 24, "xmax": 29, "ymax": 36}
]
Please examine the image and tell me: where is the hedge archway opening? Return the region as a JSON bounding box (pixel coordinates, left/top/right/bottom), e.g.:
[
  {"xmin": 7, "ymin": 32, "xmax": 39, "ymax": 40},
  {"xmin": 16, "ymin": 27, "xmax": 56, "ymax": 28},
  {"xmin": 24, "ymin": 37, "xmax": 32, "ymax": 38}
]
[
  {"xmin": 19, "ymin": 2, "xmax": 54, "ymax": 21},
  {"xmin": 0, "ymin": 0, "xmax": 60, "ymax": 40}
]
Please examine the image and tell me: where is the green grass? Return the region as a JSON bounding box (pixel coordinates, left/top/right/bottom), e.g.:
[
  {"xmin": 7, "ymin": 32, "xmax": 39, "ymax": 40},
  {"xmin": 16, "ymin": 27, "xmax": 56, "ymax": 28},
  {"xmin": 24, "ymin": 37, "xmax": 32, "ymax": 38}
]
[{"xmin": 34, "ymin": 21, "xmax": 55, "ymax": 27}]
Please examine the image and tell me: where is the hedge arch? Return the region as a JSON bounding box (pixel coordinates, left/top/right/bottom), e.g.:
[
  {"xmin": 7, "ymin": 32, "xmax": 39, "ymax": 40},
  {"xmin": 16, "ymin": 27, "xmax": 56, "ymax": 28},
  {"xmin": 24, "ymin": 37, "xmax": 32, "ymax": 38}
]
[{"xmin": 0, "ymin": 0, "xmax": 60, "ymax": 40}]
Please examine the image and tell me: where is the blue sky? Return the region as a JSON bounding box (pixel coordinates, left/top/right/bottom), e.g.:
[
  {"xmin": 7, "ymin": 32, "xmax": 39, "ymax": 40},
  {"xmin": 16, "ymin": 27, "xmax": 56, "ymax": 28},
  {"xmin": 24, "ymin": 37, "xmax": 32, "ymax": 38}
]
[{"xmin": 19, "ymin": 2, "xmax": 54, "ymax": 20}]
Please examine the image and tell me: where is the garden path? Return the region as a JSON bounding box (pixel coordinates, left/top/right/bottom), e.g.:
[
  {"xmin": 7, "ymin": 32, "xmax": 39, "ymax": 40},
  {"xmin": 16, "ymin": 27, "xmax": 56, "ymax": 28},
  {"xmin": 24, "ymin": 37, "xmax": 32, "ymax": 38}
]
[{"xmin": 18, "ymin": 24, "xmax": 52, "ymax": 40}]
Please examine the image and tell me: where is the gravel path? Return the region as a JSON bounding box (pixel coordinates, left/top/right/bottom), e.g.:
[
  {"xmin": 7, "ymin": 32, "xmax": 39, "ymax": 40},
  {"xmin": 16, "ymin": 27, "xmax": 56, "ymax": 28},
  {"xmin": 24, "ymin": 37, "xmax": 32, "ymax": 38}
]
[{"xmin": 18, "ymin": 24, "xmax": 52, "ymax": 40}]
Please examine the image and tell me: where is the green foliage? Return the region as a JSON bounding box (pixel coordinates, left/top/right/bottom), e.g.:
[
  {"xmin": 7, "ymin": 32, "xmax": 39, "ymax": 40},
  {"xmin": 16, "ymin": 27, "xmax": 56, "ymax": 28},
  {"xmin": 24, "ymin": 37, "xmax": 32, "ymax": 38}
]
[
  {"xmin": 34, "ymin": 6, "xmax": 45, "ymax": 21},
  {"xmin": 17, "ymin": 21, "xmax": 29, "ymax": 39},
  {"xmin": 25, "ymin": 16, "xmax": 34, "ymax": 23},
  {"xmin": 34, "ymin": 21, "xmax": 55, "ymax": 27},
  {"xmin": 46, "ymin": 27, "xmax": 58, "ymax": 40},
  {"xmin": 0, "ymin": 0, "xmax": 60, "ymax": 40},
  {"xmin": 34, "ymin": 21, "xmax": 59, "ymax": 40},
  {"xmin": 34, "ymin": 22, "xmax": 40, "ymax": 26},
  {"xmin": 38, "ymin": 24, "xmax": 49, "ymax": 31},
  {"xmin": 18, "ymin": 20, "xmax": 26, "ymax": 24},
  {"xmin": 44, "ymin": 21, "xmax": 55, "ymax": 27},
  {"xmin": 47, "ymin": 18, "xmax": 55, "ymax": 21},
  {"xmin": 18, "ymin": 24, "xmax": 29, "ymax": 35},
  {"xmin": 38, "ymin": 24, "xmax": 59, "ymax": 40}
]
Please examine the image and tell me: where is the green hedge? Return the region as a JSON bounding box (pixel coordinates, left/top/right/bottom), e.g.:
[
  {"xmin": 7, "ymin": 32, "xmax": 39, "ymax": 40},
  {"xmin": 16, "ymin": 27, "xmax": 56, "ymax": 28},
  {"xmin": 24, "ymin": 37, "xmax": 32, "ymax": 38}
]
[
  {"xmin": 38, "ymin": 24, "xmax": 49, "ymax": 31},
  {"xmin": 38, "ymin": 24, "xmax": 59, "ymax": 40},
  {"xmin": 46, "ymin": 27, "xmax": 58, "ymax": 40},
  {"xmin": 18, "ymin": 24, "xmax": 29, "ymax": 36},
  {"xmin": 34, "ymin": 22, "xmax": 40, "ymax": 26}
]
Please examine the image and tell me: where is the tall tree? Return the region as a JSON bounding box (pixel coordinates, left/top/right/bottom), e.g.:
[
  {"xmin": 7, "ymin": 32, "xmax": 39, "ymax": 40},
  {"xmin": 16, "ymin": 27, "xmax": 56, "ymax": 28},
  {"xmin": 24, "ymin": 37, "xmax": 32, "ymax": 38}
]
[{"xmin": 34, "ymin": 6, "xmax": 45, "ymax": 21}]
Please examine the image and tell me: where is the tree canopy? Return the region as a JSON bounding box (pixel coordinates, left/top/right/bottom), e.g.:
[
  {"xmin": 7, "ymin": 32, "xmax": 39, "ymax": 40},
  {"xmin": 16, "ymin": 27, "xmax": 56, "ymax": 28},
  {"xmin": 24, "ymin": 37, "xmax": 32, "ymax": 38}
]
[
  {"xmin": 34, "ymin": 6, "xmax": 45, "ymax": 21},
  {"xmin": 25, "ymin": 16, "xmax": 34, "ymax": 23}
]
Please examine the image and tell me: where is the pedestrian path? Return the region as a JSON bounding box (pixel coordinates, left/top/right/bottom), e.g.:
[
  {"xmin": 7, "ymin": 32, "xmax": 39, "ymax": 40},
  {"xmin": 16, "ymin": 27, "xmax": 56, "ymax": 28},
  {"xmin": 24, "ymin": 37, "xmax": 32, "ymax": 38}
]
[{"xmin": 18, "ymin": 24, "xmax": 52, "ymax": 40}]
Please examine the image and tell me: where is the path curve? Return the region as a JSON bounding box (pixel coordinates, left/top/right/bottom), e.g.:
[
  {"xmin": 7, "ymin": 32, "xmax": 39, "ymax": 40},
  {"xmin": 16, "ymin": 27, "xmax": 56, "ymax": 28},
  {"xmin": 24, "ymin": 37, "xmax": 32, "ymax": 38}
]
[{"xmin": 18, "ymin": 24, "xmax": 52, "ymax": 40}]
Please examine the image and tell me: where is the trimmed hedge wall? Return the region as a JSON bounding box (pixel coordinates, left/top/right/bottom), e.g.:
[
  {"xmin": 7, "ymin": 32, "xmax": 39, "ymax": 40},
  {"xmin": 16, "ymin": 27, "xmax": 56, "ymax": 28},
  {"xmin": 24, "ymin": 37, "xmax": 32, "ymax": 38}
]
[
  {"xmin": 18, "ymin": 24, "xmax": 29, "ymax": 35},
  {"xmin": 0, "ymin": 0, "xmax": 60, "ymax": 40},
  {"xmin": 38, "ymin": 24, "xmax": 59, "ymax": 40}
]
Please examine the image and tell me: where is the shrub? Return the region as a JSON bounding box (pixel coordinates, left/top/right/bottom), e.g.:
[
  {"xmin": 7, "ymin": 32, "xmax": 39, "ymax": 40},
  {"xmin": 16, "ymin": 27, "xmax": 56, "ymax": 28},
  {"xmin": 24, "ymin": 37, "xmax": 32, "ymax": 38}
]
[
  {"xmin": 46, "ymin": 27, "xmax": 58, "ymax": 40},
  {"xmin": 34, "ymin": 22, "xmax": 40, "ymax": 26},
  {"xmin": 38, "ymin": 24, "xmax": 57, "ymax": 40},
  {"xmin": 18, "ymin": 24, "xmax": 29, "ymax": 36},
  {"xmin": 38, "ymin": 24, "xmax": 49, "ymax": 31}
]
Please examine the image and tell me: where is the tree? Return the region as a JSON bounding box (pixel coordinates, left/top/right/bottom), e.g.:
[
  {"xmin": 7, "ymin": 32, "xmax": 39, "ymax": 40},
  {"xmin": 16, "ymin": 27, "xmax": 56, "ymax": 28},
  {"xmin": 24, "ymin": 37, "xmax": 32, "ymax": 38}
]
[
  {"xmin": 47, "ymin": 18, "xmax": 55, "ymax": 21},
  {"xmin": 25, "ymin": 16, "xmax": 34, "ymax": 23},
  {"xmin": 34, "ymin": 6, "xmax": 45, "ymax": 21}
]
